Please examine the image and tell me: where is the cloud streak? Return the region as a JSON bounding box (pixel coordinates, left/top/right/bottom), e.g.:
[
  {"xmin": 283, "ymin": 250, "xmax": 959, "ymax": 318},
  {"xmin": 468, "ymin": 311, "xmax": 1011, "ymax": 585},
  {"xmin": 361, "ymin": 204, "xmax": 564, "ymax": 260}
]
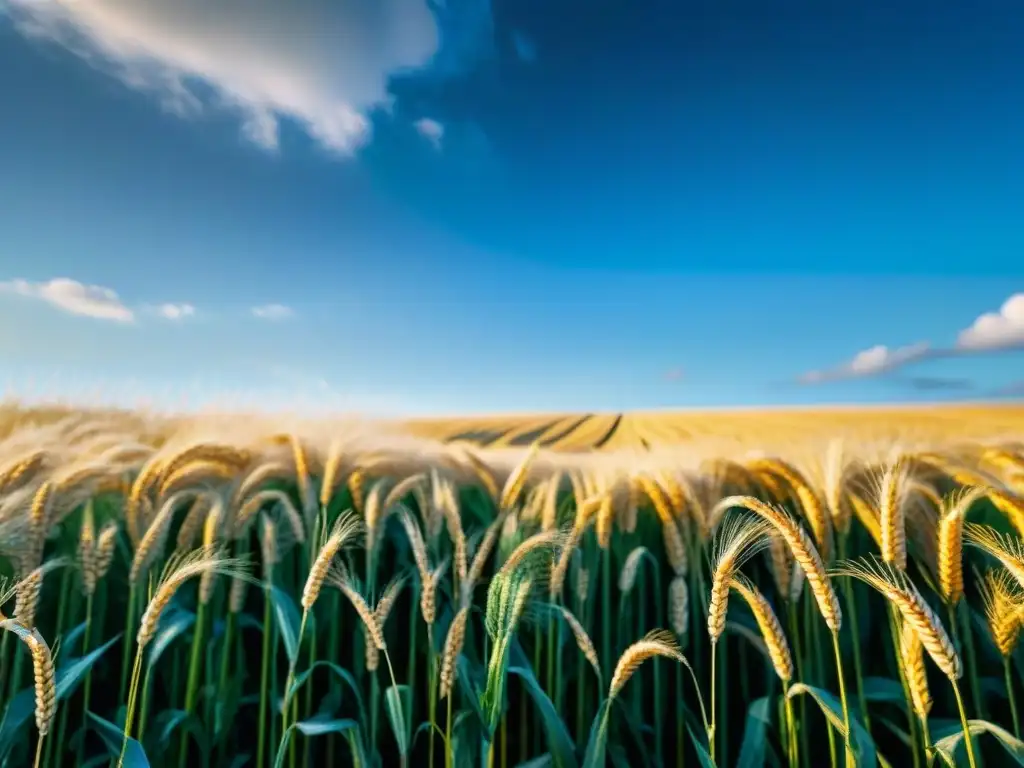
[
  {"xmin": 0, "ymin": 277, "xmax": 135, "ymax": 322},
  {"xmin": 800, "ymin": 342, "xmax": 933, "ymax": 383},
  {"xmin": 4, "ymin": 0, "xmax": 441, "ymax": 155},
  {"xmin": 251, "ymin": 303, "xmax": 293, "ymax": 320},
  {"xmin": 801, "ymin": 292, "xmax": 1024, "ymax": 384}
]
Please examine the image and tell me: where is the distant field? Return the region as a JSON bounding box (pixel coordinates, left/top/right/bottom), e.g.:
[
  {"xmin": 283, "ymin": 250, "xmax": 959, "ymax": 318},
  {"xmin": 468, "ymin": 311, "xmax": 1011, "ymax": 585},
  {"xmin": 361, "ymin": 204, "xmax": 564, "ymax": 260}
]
[
  {"xmin": 4, "ymin": 401, "xmax": 1023, "ymax": 455},
  {"xmin": 401, "ymin": 403, "xmax": 1024, "ymax": 452}
]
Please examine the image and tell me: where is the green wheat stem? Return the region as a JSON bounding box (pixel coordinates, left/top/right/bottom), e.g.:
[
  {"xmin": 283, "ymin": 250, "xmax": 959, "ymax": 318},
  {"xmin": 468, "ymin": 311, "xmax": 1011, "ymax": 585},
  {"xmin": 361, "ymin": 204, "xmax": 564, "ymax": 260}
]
[
  {"xmin": 575, "ymin": 588, "xmax": 587, "ymax": 749},
  {"xmin": 787, "ymin": 603, "xmax": 809, "ymax": 768},
  {"xmin": 117, "ymin": 645, "xmax": 144, "ymax": 767},
  {"xmin": 370, "ymin": 662, "xmax": 380, "ymax": 751},
  {"xmin": 44, "ymin": 566, "xmax": 72, "ymax": 768},
  {"xmin": 120, "ymin": 582, "xmax": 137, "ymax": 700},
  {"xmin": 327, "ymin": 588, "xmax": 343, "ymax": 765},
  {"xmin": 637, "ymin": 566, "xmax": 647, "ymax": 726},
  {"xmin": 721, "ymin": 634, "xmax": 730, "ymax": 767},
  {"xmin": 532, "ymin": 626, "xmax": 540, "ymax": 761},
  {"xmin": 281, "ymin": 610, "xmax": 310, "ymax": 768},
  {"xmin": 676, "ymin": 661, "xmax": 685, "ymax": 768},
  {"xmin": 957, "ymin": 602, "xmax": 985, "ymax": 721},
  {"xmin": 919, "ymin": 713, "xmax": 932, "ymax": 758},
  {"xmin": 601, "ymin": 545, "xmax": 611, "ymax": 670},
  {"xmin": 887, "ymin": 604, "xmax": 922, "ymax": 768},
  {"xmin": 830, "ymin": 629, "xmax": 853, "ymax": 768},
  {"xmin": 651, "ymin": 562, "xmax": 664, "ymax": 758},
  {"xmin": 810, "ymin": 614, "xmax": 837, "ymax": 768},
  {"xmin": 428, "ymin": 624, "xmax": 437, "ymax": 768},
  {"xmin": 384, "ymin": 648, "xmax": 408, "ymax": 768},
  {"xmin": 215, "ymin": 610, "xmax": 237, "ymax": 766},
  {"xmin": 838, "ymin": 534, "xmax": 870, "ymax": 730},
  {"xmin": 1007, "ymin": 656, "xmax": 1021, "ymax": 739},
  {"xmin": 300, "ymin": 618, "xmax": 317, "ymax": 768},
  {"xmin": 953, "ymin": 678, "xmax": 979, "ymax": 768},
  {"xmin": 256, "ymin": 578, "xmax": 274, "ymax": 768},
  {"xmin": 178, "ymin": 599, "xmax": 208, "ymax": 768},
  {"xmin": 76, "ymin": 591, "xmax": 95, "ymax": 766},
  {"xmin": 138, "ymin": 663, "xmax": 155, "ymax": 745},
  {"xmin": 547, "ymin": 604, "xmax": 557, "ymax": 710},
  {"xmin": 785, "ymin": 681, "xmax": 799, "ymax": 768},
  {"xmin": 445, "ymin": 687, "xmax": 454, "ymax": 768},
  {"xmin": 709, "ymin": 639, "xmax": 717, "ymax": 762}
]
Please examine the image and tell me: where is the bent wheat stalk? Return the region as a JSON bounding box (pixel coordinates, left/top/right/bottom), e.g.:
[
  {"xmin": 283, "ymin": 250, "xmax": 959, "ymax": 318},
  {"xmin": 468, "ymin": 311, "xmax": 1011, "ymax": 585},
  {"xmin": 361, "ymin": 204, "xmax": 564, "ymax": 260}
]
[
  {"xmin": 713, "ymin": 495, "xmax": 852, "ymax": 764},
  {"xmin": 833, "ymin": 555, "xmax": 974, "ymax": 768}
]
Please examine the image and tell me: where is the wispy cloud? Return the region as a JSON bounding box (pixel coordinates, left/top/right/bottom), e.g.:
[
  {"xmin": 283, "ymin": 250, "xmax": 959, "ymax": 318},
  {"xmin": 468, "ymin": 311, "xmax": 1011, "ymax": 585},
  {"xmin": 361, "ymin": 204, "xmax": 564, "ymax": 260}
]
[
  {"xmin": 414, "ymin": 117, "xmax": 444, "ymax": 149},
  {"xmin": 154, "ymin": 302, "xmax": 196, "ymax": 320},
  {"xmin": 0, "ymin": 277, "xmax": 134, "ymax": 322},
  {"xmin": 800, "ymin": 292, "xmax": 1024, "ymax": 384},
  {"xmin": 799, "ymin": 342, "xmax": 932, "ymax": 383},
  {"xmin": 4, "ymin": 0, "xmax": 441, "ymax": 155},
  {"xmin": 251, "ymin": 303, "xmax": 293, "ymax": 320}
]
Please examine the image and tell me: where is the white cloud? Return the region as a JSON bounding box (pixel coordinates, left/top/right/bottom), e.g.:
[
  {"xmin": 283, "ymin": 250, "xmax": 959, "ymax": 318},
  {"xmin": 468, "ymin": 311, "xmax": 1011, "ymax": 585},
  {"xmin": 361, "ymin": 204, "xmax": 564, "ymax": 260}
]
[
  {"xmin": 414, "ymin": 117, "xmax": 444, "ymax": 148},
  {"xmin": 4, "ymin": 0, "xmax": 440, "ymax": 155},
  {"xmin": 252, "ymin": 303, "xmax": 293, "ymax": 320},
  {"xmin": 800, "ymin": 342, "xmax": 931, "ymax": 383},
  {"xmin": 156, "ymin": 303, "xmax": 196, "ymax": 320},
  {"xmin": 956, "ymin": 293, "xmax": 1024, "ymax": 351},
  {"xmin": 0, "ymin": 277, "xmax": 134, "ymax": 322}
]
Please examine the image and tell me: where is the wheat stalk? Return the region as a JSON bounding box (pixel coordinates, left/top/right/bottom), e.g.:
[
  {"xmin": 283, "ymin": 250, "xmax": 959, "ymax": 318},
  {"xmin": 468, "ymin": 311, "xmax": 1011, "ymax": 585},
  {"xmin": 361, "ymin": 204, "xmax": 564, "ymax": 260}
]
[
  {"xmin": 714, "ymin": 495, "xmax": 841, "ymax": 631},
  {"xmin": 707, "ymin": 514, "xmax": 772, "ymax": 643},
  {"xmin": 833, "ymin": 556, "xmax": 960, "ymax": 680}
]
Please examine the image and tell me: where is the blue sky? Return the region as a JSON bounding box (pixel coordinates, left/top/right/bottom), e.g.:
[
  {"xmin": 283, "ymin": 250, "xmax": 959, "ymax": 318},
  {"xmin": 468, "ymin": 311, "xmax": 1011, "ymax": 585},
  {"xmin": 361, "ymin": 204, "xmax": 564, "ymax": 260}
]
[{"xmin": 1, "ymin": 0, "xmax": 1022, "ymax": 416}]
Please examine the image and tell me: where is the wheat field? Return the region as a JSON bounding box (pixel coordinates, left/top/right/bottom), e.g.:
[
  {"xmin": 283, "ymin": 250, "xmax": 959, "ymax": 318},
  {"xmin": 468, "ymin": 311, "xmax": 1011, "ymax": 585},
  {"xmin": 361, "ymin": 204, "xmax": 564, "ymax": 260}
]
[{"xmin": 0, "ymin": 402, "xmax": 1022, "ymax": 768}]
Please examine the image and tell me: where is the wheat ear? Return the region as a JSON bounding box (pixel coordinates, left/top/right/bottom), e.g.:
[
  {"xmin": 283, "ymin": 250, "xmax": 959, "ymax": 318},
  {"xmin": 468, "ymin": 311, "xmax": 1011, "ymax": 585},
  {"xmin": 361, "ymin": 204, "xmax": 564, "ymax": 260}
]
[
  {"xmin": 899, "ymin": 618, "xmax": 933, "ymax": 724},
  {"xmin": 714, "ymin": 495, "xmax": 841, "ymax": 631},
  {"xmin": 937, "ymin": 487, "xmax": 986, "ymax": 605},
  {"xmin": 964, "ymin": 523, "xmax": 1024, "ymax": 589},
  {"xmin": 730, "ymin": 574, "xmax": 793, "ymax": 683},
  {"xmin": 439, "ymin": 605, "xmax": 470, "ymax": 700},
  {"xmin": 609, "ymin": 629, "xmax": 690, "ymax": 701},
  {"xmin": 558, "ymin": 605, "xmax": 602, "ymax": 687},
  {"xmin": 300, "ymin": 510, "xmax": 363, "ymax": 611},
  {"xmin": 833, "ymin": 556, "xmax": 960, "ymax": 680},
  {"xmin": 707, "ymin": 514, "xmax": 773, "ymax": 643}
]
